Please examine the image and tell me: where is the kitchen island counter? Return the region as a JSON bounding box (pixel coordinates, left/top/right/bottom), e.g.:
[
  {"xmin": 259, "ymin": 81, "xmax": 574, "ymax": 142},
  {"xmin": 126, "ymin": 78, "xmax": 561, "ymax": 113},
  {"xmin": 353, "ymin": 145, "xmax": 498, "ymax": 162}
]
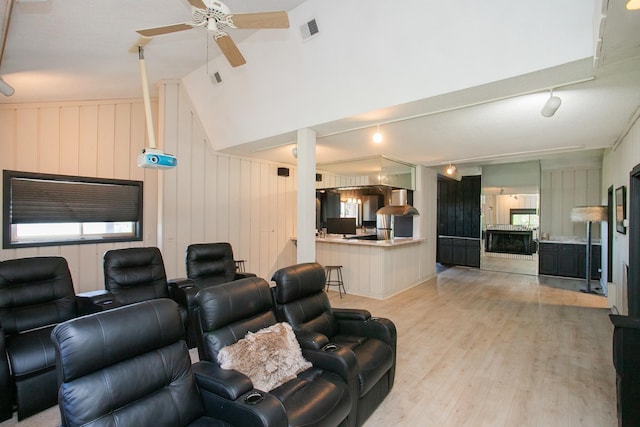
[
  {"xmin": 314, "ymin": 236, "xmax": 424, "ymax": 247},
  {"xmin": 309, "ymin": 236, "xmax": 431, "ymax": 299}
]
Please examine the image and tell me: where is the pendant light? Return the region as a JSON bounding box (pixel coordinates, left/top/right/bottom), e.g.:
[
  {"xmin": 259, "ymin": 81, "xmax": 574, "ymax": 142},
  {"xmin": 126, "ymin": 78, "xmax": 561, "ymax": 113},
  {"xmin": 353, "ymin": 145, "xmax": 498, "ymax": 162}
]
[{"xmin": 372, "ymin": 125, "xmax": 383, "ymax": 144}]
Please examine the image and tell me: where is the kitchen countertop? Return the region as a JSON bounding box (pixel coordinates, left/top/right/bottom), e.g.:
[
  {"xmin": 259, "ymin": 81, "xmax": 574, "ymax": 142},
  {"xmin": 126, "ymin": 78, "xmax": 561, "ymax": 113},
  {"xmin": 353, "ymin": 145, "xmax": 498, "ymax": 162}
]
[
  {"xmin": 292, "ymin": 236, "xmax": 424, "ymax": 247},
  {"xmin": 539, "ymin": 237, "xmax": 601, "ymax": 245}
]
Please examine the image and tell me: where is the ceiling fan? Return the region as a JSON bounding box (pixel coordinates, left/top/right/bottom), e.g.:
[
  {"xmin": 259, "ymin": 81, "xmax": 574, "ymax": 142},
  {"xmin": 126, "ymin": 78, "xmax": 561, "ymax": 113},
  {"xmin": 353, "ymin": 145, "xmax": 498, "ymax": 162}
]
[{"xmin": 136, "ymin": 0, "xmax": 290, "ymax": 67}]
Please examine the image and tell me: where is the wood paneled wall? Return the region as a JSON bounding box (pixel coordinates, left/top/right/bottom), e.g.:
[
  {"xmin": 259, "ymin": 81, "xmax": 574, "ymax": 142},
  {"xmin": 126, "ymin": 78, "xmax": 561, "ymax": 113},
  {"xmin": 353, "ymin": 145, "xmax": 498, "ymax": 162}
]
[
  {"xmin": 483, "ymin": 194, "xmax": 538, "ymax": 226},
  {"xmin": 540, "ymin": 167, "xmax": 602, "ymax": 239},
  {"xmin": 0, "ymin": 100, "xmax": 159, "ymax": 293},
  {"xmin": 157, "ymin": 82, "xmax": 298, "ymax": 280},
  {"xmin": 603, "ymin": 116, "xmax": 640, "ymax": 313}
]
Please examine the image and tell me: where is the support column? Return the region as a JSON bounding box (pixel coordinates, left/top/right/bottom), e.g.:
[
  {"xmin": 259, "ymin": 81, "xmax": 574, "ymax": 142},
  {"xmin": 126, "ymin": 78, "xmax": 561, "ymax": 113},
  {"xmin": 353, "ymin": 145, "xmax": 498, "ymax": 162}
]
[{"xmin": 296, "ymin": 128, "xmax": 316, "ymax": 263}]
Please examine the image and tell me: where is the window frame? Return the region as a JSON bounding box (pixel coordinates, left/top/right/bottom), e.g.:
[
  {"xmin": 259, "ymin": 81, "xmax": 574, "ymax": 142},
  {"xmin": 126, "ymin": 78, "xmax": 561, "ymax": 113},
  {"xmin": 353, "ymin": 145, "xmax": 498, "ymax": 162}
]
[
  {"xmin": 3, "ymin": 170, "xmax": 143, "ymax": 249},
  {"xmin": 509, "ymin": 208, "xmax": 538, "ymax": 228}
]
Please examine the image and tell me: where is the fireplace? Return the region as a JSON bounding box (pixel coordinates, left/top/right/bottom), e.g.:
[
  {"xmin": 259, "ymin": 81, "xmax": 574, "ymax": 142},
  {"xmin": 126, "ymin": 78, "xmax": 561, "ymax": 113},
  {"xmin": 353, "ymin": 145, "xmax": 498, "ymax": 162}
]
[{"xmin": 485, "ymin": 226, "xmax": 534, "ymax": 255}]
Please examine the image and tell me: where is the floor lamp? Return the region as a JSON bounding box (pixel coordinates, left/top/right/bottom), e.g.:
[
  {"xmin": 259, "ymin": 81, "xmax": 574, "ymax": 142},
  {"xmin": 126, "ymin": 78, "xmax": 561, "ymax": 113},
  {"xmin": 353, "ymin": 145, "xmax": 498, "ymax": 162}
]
[{"xmin": 571, "ymin": 206, "xmax": 608, "ymax": 294}]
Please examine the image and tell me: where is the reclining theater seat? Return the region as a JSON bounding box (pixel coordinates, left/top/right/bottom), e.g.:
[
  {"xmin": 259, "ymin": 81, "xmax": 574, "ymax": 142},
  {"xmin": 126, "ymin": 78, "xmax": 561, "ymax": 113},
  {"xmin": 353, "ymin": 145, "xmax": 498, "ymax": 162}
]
[
  {"xmin": 195, "ymin": 276, "xmax": 353, "ymax": 427},
  {"xmin": 103, "ymin": 247, "xmax": 189, "ymax": 334},
  {"xmin": 187, "ymin": 243, "xmax": 256, "ymax": 285},
  {"xmin": 104, "ymin": 247, "xmax": 174, "ymax": 305},
  {"xmin": 52, "ymin": 298, "xmax": 286, "ymax": 427},
  {"xmin": 171, "ymin": 243, "xmax": 257, "ymax": 353},
  {"xmin": 271, "ymin": 262, "xmax": 397, "ymax": 427},
  {"xmin": 0, "ymin": 256, "xmax": 81, "ymax": 421}
]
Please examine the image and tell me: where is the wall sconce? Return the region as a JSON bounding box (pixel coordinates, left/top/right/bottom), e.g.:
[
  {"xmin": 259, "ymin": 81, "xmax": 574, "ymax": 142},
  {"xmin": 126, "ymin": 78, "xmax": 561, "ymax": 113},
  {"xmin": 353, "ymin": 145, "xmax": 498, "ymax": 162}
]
[
  {"xmin": 372, "ymin": 125, "xmax": 383, "ymax": 144},
  {"xmin": 627, "ymin": 0, "xmax": 640, "ymax": 10},
  {"xmin": 541, "ymin": 89, "xmax": 561, "ymax": 117},
  {"xmin": 291, "ymin": 145, "xmax": 298, "ymax": 158},
  {"xmin": 0, "ymin": 77, "xmax": 15, "ymax": 96},
  {"xmin": 446, "ymin": 164, "xmax": 456, "ymax": 175}
]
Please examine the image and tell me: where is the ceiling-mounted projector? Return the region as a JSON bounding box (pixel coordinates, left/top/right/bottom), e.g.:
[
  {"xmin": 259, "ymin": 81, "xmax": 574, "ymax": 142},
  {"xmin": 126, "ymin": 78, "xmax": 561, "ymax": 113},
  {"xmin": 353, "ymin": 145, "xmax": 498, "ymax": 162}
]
[{"xmin": 137, "ymin": 148, "xmax": 177, "ymax": 169}]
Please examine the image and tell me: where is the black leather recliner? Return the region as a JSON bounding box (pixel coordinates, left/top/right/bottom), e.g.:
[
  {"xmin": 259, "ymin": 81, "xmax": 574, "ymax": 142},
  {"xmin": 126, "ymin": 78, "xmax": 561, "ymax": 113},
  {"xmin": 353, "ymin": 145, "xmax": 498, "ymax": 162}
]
[
  {"xmin": 102, "ymin": 247, "xmax": 191, "ymax": 343},
  {"xmin": 170, "ymin": 243, "xmax": 256, "ymax": 354},
  {"xmin": 271, "ymin": 262, "xmax": 397, "ymax": 427},
  {"xmin": 0, "ymin": 257, "xmax": 82, "ymax": 421},
  {"xmin": 195, "ymin": 276, "xmax": 354, "ymax": 427},
  {"xmin": 51, "ymin": 298, "xmax": 287, "ymax": 427}
]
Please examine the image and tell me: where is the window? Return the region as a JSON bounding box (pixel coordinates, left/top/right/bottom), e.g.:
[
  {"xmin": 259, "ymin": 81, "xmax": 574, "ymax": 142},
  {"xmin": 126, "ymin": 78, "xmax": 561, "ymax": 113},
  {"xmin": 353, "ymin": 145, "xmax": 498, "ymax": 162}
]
[
  {"xmin": 3, "ymin": 170, "xmax": 143, "ymax": 248},
  {"xmin": 340, "ymin": 198, "xmax": 361, "ymax": 226},
  {"xmin": 510, "ymin": 208, "xmax": 538, "ymax": 228}
]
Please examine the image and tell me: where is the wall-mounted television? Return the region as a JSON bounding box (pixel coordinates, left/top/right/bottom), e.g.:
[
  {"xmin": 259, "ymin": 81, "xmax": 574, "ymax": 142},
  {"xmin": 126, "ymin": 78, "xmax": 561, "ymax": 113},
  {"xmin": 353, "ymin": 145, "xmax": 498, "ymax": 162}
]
[{"xmin": 326, "ymin": 217, "xmax": 356, "ymax": 237}]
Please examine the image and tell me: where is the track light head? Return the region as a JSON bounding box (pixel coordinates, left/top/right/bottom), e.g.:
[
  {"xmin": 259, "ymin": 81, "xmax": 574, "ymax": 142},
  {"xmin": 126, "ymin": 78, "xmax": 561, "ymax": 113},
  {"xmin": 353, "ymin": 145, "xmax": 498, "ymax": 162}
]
[
  {"xmin": 541, "ymin": 90, "xmax": 561, "ymax": 117},
  {"xmin": 0, "ymin": 77, "xmax": 15, "ymax": 96}
]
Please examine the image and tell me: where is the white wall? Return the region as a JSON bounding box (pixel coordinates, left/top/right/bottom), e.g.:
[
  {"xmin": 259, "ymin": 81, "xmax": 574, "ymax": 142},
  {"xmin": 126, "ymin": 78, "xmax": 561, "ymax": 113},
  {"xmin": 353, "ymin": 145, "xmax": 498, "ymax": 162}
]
[
  {"xmin": 602, "ymin": 115, "xmax": 640, "ymax": 314},
  {"xmin": 0, "ymin": 100, "xmax": 159, "ymax": 293}
]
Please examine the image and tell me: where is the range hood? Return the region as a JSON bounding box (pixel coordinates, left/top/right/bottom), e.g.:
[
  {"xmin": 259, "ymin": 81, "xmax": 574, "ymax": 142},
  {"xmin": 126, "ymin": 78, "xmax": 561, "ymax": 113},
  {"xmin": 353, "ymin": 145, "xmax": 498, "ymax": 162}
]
[
  {"xmin": 376, "ymin": 189, "xmax": 419, "ymax": 216},
  {"xmin": 376, "ymin": 204, "xmax": 419, "ymax": 216}
]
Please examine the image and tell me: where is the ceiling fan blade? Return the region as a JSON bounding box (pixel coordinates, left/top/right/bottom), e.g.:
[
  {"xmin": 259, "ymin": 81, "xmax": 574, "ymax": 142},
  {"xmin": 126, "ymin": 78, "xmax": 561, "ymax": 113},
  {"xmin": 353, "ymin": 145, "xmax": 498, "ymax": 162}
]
[
  {"xmin": 136, "ymin": 23, "xmax": 194, "ymax": 37},
  {"xmin": 186, "ymin": 0, "xmax": 207, "ymax": 8},
  {"xmin": 228, "ymin": 11, "xmax": 289, "ymax": 29},
  {"xmin": 215, "ymin": 34, "xmax": 246, "ymax": 67}
]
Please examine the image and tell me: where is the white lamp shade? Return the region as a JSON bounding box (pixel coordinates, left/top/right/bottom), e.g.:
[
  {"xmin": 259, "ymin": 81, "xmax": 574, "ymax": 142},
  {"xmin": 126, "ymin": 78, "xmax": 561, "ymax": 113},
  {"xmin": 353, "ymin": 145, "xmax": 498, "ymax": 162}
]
[
  {"xmin": 541, "ymin": 96, "xmax": 561, "ymax": 117},
  {"xmin": 570, "ymin": 206, "xmax": 608, "ymax": 222}
]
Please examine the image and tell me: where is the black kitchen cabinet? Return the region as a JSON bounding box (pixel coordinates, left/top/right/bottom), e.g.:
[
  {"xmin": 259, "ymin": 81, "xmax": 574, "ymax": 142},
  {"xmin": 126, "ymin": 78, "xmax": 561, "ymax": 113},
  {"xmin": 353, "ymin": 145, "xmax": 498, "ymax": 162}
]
[
  {"xmin": 538, "ymin": 242, "xmax": 601, "ymax": 279},
  {"xmin": 538, "ymin": 243, "xmax": 558, "ymax": 275},
  {"xmin": 439, "ymin": 237, "xmax": 454, "ymax": 265},
  {"xmin": 439, "ymin": 236, "xmax": 480, "ymax": 268},
  {"xmin": 437, "ymin": 175, "xmax": 481, "ymax": 268}
]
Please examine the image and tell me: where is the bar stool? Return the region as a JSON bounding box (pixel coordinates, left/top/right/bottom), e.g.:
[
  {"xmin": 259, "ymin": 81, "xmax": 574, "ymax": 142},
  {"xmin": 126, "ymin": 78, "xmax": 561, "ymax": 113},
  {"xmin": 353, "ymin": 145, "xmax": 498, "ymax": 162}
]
[
  {"xmin": 325, "ymin": 265, "xmax": 346, "ymax": 298},
  {"xmin": 234, "ymin": 259, "xmax": 246, "ymax": 273}
]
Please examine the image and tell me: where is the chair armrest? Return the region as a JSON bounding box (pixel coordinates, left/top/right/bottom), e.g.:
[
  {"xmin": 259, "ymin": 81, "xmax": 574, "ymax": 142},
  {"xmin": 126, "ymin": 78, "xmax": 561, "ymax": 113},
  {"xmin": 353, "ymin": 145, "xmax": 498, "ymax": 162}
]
[
  {"xmin": 193, "ymin": 361, "xmax": 287, "ymax": 427},
  {"xmin": 336, "ymin": 315, "xmax": 397, "ymax": 349},
  {"xmin": 0, "ymin": 328, "xmax": 12, "ymax": 421},
  {"xmin": 294, "ymin": 329, "xmax": 329, "ymax": 350},
  {"xmin": 168, "ymin": 278, "xmax": 198, "ymax": 308},
  {"xmin": 302, "ymin": 344, "xmax": 358, "ymax": 384},
  {"xmin": 235, "ymin": 272, "xmax": 257, "ymax": 280},
  {"xmin": 610, "ymin": 314, "xmax": 640, "ymax": 329},
  {"xmin": 192, "ymin": 361, "xmax": 253, "ymax": 400},
  {"xmin": 333, "ymin": 308, "xmax": 371, "ymax": 321},
  {"xmin": 76, "ymin": 290, "xmax": 123, "ymax": 314}
]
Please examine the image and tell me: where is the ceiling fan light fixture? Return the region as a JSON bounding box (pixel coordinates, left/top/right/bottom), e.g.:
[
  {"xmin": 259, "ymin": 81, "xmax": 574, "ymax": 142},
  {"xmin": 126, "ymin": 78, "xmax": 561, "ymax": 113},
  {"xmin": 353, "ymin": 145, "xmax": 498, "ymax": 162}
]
[
  {"xmin": 541, "ymin": 89, "xmax": 562, "ymax": 117},
  {"xmin": 372, "ymin": 125, "xmax": 383, "ymax": 144},
  {"xmin": 626, "ymin": 0, "xmax": 640, "ymax": 10}
]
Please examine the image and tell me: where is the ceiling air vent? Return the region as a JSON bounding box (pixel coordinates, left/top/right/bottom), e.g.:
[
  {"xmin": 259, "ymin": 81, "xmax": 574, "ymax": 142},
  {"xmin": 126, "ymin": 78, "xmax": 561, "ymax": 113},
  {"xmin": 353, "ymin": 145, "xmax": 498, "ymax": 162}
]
[
  {"xmin": 210, "ymin": 71, "xmax": 223, "ymax": 85},
  {"xmin": 300, "ymin": 18, "xmax": 319, "ymax": 40}
]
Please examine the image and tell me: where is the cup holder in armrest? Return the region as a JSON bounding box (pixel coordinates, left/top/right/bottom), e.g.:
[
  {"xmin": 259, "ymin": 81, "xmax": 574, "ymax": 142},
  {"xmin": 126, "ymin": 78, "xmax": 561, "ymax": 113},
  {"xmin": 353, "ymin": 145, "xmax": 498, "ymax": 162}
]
[
  {"xmin": 322, "ymin": 343, "xmax": 339, "ymax": 352},
  {"xmin": 244, "ymin": 391, "xmax": 264, "ymax": 405}
]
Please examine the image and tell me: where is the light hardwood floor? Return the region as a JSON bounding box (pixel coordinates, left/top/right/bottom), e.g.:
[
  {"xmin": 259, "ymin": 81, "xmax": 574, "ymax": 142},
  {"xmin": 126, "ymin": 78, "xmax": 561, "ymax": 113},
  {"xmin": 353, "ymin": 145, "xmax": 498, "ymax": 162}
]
[
  {"xmin": 331, "ymin": 266, "xmax": 615, "ymax": 427},
  {"xmin": 1, "ymin": 267, "xmax": 616, "ymax": 427}
]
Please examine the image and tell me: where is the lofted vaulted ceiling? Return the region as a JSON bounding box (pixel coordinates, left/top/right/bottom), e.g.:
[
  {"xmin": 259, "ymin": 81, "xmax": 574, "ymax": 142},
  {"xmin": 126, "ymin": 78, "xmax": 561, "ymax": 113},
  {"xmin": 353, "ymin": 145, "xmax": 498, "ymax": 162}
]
[{"xmin": 1, "ymin": 0, "xmax": 639, "ymax": 173}]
